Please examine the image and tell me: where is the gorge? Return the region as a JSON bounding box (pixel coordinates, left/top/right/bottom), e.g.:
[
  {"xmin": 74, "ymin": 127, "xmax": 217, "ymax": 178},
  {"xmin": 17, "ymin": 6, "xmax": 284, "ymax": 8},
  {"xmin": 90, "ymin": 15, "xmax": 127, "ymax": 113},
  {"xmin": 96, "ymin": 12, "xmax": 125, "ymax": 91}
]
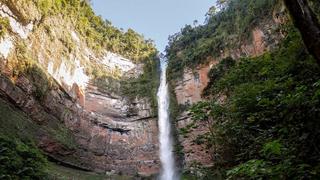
[{"xmin": 0, "ymin": 0, "xmax": 320, "ymax": 179}]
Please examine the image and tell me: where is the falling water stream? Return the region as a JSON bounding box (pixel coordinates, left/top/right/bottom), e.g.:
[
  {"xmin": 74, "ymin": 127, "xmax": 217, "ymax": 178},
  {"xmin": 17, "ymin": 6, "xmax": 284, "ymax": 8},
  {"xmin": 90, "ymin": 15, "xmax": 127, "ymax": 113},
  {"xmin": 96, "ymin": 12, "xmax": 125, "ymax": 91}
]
[{"xmin": 157, "ymin": 60, "xmax": 177, "ymax": 180}]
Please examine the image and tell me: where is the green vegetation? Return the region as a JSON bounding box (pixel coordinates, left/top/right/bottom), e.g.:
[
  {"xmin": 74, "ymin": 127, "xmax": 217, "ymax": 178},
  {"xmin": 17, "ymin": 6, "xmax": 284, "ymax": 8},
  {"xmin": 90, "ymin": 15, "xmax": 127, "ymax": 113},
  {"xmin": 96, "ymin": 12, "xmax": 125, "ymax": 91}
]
[
  {"xmin": 310, "ymin": 0, "xmax": 320, "ymax": 19},
  {"xmin": 181, "ymin": 160, "xmax": 224, "ymax": 180},
  {"xmin": 27, "ymin": 65, "xmax": 53, "ymax": 101},
  {"xmin": 0, "ymin": 96, "xmax": 83, "ymax": 178},
  {"xmin": 0, "ymin": 136, "xmax": 48, "ymax": 179},
  {"xmin": 0, "ymin": 98, "xmax": 140, "ymax": 179},
  {"xmin": 2, "ymin": 0, "xmax": 160, "ymax": 113},
  {"xmin": 0, "ymin": 17, "xmax": 9, "ymax": 38},
  {"xmin": 48, "ymin": 123, "xmax": 78, "ymax": 150},
  {"xmin": 2, "ymin": 40, "xmax": 79, "ymax": 149},
  {"xmin": 166, "ymin": 1, "xmax": 320, "ymax": 178},
  {"xmin": 120, "ymin": 53, "xmax": 160, "ymax": 114},
  {"xmin": 35, "ymin": 0, "xmax": 156, "ymax": 61},
  {"xmin": 186, "ymin": 29, "xmax": 320, "ymax": 179},
  {"xmin": 166, "ymin": 0, "xmax": 276, "ymax": 81},
  {"xmin": 91, "ymin": 52, "xmax": 160, "ymax": 114},
  {"xmin": 181, "ymin": 173, "xmax": 198, "ymax": 180},
  {"xmin": 34, "ymin": 0, "xmax": 162, "ymax": 110},
  {"xmin": 203, "ymin": 56, "xmax": 236, "ymax": 97},
  {"xmin": 0, "ymin": 93, "xmax": 77, "ymax": 145},
  {"xmin": 0, "ymin": 98, "xmax": 39, "ymax": 139},
  {"xmin": 1, "ymin": 0, "xmax": 161, "ymax": 178},
  {"xmin": 93, "ymin": 75, "xmax": 121, "ymax": 93},
  {"xmin": 0, "ymin": 99, "xmax": 48, "ymax": 179},
  {"xmin": 11, "ymin": 41, "xmax": 54, "ymax": 101},
  {"xmin": 0, "ymin": 87, "xmax": 77, "ymax": 151}
]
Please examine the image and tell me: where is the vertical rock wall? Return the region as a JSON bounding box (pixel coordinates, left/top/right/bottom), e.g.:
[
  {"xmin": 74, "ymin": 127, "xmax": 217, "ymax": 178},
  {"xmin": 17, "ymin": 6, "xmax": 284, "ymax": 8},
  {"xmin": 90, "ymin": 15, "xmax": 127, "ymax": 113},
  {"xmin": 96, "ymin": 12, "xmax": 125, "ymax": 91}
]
[{"xmin": 0, "ymin": 1, "xmax": 160, "ymax": 176}]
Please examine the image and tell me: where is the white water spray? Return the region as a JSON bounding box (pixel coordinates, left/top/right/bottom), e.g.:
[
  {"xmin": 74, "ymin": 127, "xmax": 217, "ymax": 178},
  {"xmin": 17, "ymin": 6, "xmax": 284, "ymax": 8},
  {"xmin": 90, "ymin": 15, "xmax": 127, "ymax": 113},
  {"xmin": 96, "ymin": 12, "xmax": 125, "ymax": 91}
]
[{"xmin": 157, "ymin": 60, "xmax": 177, "ymax": 180}]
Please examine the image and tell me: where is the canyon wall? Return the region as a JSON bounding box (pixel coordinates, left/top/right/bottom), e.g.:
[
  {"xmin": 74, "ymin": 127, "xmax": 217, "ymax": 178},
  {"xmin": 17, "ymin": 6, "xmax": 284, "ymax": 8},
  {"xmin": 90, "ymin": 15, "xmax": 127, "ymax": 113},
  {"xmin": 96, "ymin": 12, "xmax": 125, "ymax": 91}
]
[
  {"xmin": 0, "ymin": 1, "xmax": 159, "ymax": 176},
  {"xmin": 172, "ymin": 4, "xmax": 287, "ymax": 170}
]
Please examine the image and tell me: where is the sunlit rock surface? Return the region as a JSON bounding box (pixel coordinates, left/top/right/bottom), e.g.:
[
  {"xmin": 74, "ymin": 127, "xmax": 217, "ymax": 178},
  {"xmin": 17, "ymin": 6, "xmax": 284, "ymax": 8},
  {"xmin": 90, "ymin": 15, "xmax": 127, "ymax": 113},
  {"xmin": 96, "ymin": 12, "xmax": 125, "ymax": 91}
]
[
  {"xmin": 0, "ymin": 1, "xmax": 160, "ymax": 176},
  {"xmin": 0, "ymin": 4, "xmax": 33, "ymax": 39},
  {"xmin": 0, "ymin": 36, "xmax": 13, "ymax": 59}
]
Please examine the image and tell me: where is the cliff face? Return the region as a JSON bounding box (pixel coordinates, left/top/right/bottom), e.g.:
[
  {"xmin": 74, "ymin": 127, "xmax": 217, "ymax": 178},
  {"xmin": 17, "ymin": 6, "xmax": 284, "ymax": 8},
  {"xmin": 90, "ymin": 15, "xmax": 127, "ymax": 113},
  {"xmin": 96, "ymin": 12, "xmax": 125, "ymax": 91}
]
[
  {"xmin": 174, "ymin": 16, "xmax": 286, "ymax": 106},
  {"xmin": 0, "ymin": 1, "xmax": 159, "ymax": 176},
  {"xmin": 166, "ymin": 0, "xmax": 320, "ymax": 178},
  {"xmin": 170, "ymin": 3, "xmax": 287, "ymax": 170}
]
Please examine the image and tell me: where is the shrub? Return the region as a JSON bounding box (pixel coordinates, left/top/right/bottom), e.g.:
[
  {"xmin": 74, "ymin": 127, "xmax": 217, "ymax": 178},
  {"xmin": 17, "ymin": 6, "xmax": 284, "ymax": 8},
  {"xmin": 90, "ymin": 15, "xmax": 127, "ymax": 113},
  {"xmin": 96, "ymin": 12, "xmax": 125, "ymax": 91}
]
[
  {"xmin": 0, "ymin": 136, "xmax": 48, "ymax": 179},
  {"xmin": 0, "ymin": 17, "xmax": 10, "ymax": 38},
  {"xmin": 188, "ymin": 29, "xmax": 320, "ymax": 179},
  {"xmin": 166, "ymin": 0, "xmax": 276, "ymax": 81}
]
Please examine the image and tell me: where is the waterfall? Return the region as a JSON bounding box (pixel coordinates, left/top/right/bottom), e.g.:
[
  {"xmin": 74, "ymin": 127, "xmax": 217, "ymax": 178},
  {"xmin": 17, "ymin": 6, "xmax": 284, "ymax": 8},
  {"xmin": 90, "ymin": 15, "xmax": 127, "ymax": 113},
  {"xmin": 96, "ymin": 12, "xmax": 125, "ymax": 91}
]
[{"xmin": 157, "ymin": 60, "xmax": 177, "ymax": 180}]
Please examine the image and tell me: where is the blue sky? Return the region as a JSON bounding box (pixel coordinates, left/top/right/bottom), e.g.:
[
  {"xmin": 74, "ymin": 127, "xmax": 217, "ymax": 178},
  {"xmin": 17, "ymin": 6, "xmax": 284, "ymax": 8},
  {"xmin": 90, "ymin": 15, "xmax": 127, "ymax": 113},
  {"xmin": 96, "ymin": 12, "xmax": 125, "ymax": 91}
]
[{"xmin": 91, "ymin": 0, "xmax": 215, "ymax": 52}]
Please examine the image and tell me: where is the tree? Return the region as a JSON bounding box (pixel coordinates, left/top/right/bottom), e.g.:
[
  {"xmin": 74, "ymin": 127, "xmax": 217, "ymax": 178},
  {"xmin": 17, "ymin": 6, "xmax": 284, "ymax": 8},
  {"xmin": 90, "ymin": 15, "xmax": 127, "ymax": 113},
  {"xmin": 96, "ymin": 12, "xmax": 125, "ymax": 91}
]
[
  {"xmin": 216, "ymin": 0, "xmax": 230, "ymax": 9},
  {"xmin": 284, "ymin": 0, "xmax": 320, "ymax": 65}
]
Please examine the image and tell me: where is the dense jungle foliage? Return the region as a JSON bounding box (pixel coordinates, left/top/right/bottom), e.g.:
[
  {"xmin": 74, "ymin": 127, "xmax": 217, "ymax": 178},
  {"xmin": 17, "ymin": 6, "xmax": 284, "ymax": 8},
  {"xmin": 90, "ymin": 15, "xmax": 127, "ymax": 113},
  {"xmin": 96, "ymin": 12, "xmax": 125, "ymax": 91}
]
[
  {"xmin": 0, "ymin": 136, "xmax": 48, "ymax": 179},
  {"xmin": 189, "ymin": 29, "xmax": 320, "ymax": 179},
  {"xmin": 165, "ymin": 0, "xmax": 276, "ymax": 81},
  {"xmin": 165, "ymin": 0, "xmax": 320, "ymax": 179}
]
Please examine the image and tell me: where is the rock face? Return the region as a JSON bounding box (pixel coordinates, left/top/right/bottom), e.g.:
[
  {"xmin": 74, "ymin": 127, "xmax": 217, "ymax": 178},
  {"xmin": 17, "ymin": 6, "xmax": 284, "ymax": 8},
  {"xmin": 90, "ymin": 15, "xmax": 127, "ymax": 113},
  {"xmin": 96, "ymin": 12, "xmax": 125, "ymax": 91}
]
[
  {"xmin": 173, "ymin": 6, "xmax": 287, "ymax": 169},
  {"xmin": 0, "ymin": 2, "xmax": 160, "ymax": 176},
  {"xmin": 177, "ymin": 112, "xmax": 213, "ymax": 167},
  {"xmin": 83, "ymin": 84, "xmax": 159, "ymax": 175},
  {"xmin": 174, "ymin": 23, "xmax": 284, "ymax": 106},
  {"xmin": 174, "ymin": 60, "xmax": 217, "ymax": 106},
  {"xmin": 0, "ymin": 71, "xmax": 160, "ymax": 175}
]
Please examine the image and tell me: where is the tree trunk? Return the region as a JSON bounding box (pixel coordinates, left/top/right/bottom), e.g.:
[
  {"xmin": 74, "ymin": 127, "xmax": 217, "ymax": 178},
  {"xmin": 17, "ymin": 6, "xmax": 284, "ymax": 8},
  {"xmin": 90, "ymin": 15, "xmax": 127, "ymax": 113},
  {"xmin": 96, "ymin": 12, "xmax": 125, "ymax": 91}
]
[{"xmin": 284, "ymin": 0, "xmax": 320, "ymax": 65}]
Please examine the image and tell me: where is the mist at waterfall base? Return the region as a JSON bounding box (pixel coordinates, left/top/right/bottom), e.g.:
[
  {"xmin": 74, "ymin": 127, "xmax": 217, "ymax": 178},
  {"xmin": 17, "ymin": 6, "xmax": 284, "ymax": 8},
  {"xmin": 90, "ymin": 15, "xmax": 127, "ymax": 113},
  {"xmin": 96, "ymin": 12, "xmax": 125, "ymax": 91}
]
[{"xmin": 157, "ymin": 59, "xmax": 177, "ymax": 180}]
